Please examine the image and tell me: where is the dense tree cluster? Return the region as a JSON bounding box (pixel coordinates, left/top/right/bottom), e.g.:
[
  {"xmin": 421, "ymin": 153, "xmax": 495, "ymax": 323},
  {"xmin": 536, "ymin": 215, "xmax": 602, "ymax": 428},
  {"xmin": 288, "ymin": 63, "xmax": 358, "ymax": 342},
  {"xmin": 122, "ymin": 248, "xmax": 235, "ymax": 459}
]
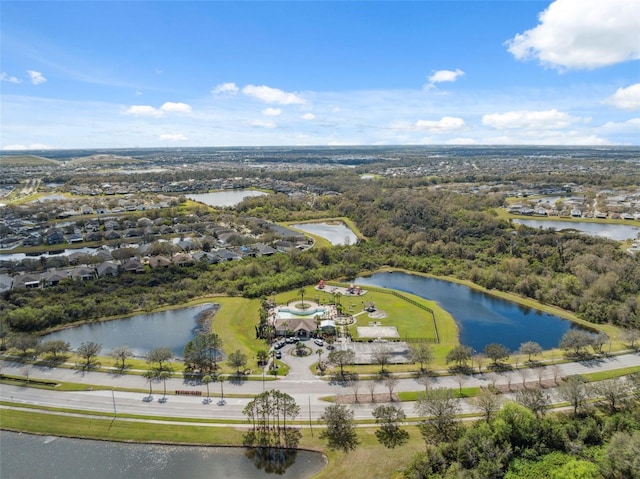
[{"xmin": 404, "ymin": 379, "xmax": 640, "ymax": 479}]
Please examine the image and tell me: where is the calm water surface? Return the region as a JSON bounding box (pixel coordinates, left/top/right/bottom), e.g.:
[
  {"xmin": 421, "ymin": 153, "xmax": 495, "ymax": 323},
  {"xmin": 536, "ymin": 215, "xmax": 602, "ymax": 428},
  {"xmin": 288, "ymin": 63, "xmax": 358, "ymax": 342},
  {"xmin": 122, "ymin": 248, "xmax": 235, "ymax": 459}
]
[
  {"xmin": 44, "ymin": 304, "xmax": 213, "ymax": 357},
  {"xmin": 0, "ymin": 432, "xmax": 326, "ymax": 479},
  {"xmin": 290, "ymin": 222, "xmax": 357, "ymax": 246},
  {"xmin": 186, "ymin": 190, "xmax": 267, "ymax": 207},
  {"xmin": 44, "ymin": 273, "xmax": 585, "ymax": 355},
  {"xmin": 514, "ymin": 218, "xmax": 639, "ymax": 241},
  {"xmin": 355, "ymin": 272, "xmax": 587, "ymax": 352}
]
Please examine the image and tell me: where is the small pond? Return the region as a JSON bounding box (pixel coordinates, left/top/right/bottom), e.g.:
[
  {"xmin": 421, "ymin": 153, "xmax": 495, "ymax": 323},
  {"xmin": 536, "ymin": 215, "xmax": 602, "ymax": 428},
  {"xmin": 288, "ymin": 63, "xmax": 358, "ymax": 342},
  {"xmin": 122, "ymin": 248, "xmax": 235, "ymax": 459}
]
[
  {"xmin": 186, "ymin": 189, "xmax": 267, "ymax": 207},
  {"xmin": 355, "ymin": 272, "xmax": 590, "ymax": 352},
  {"xmin": 43, "ymin": 304, "xmax": 214, "ymax": 358},
  {"xmin": 0, "ymin": 431, "xmax": 326, "ymax": 479},
  {"xmin": 290, "ymin": 222, "xmax": 357, "ymax": 246},
  {"xmin": 514, "ymin": 218, "xmax": 639, "ymax": 241}
]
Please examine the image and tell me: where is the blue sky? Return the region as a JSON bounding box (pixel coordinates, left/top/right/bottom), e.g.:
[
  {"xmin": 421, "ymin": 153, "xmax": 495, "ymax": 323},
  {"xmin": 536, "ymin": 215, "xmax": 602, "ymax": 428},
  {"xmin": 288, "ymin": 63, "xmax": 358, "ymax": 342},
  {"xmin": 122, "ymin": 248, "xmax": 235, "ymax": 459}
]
[{"xmin": 1, "ymin": 0, "xmax": 639, "ymax": 149}]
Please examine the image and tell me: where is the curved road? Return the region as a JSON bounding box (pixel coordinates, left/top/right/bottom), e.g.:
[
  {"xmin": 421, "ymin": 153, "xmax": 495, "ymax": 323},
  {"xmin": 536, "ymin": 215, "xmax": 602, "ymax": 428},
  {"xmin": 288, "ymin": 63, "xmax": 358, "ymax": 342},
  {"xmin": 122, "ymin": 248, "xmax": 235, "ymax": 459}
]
[{"xmin": 2, "ymin": 345, "xmax": 639, "ymax": 423}]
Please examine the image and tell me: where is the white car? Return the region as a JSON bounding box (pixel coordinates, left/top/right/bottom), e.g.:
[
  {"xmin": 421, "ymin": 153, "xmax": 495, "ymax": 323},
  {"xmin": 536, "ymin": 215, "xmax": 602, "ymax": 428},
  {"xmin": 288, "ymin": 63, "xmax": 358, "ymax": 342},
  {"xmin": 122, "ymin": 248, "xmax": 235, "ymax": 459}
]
[{"xmin": 314, "ymin": 338, "xmax": 324, "ymax": 347}]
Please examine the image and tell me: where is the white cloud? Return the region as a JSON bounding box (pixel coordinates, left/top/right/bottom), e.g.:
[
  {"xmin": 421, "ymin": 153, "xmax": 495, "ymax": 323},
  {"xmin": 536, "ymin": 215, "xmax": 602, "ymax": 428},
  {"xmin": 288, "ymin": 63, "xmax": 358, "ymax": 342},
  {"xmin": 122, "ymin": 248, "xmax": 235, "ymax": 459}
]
[
  {"xmin": 2, "ymin": 143, "xmax": 53, "ymax": 150},
  {"xmin": 484, "ymin": 133, "xmax": 610, "ymax": 146},
  {"xmin": 212, "ymin": 82, "xmax": 239, "ymax": 95},
  {"xmin": 159, "ymin": 133, "xmax": 188, "ymax": 141},
  {"xmin": 301, "ymin": 113, "xmax": 315, "ymax": 120},
  {"xmin": 262, "ymin": 108, "xmax": 282, "ymax": 117},
  {"xmin": 249, "ymin": 119, "xmax": 277, "ymax": 128},
  {"xmin": 413, "ymin": 116, "xmax": 466, "ymax": 132},
  {"xmin": 1, "ymin": 72, "xmax": 21, "ymax": 84},
  {"xmin": 601, "ymin": 118, "xmax": 640, "ymax": 131},
  {"xmin": 122, "ymin": 102, "xmax": 192, "ymax": 117},
  {"xmin": 506, "ymin": 0, "xmax": 640, "ymax": 70},
  {"xmin": 27, "ymin": 70, "xmax": 47, "ymax": 85},
  {"xmin": 482, "ymin": 109, "xmax": 579, "ymax": 130},
  {"xmin": 426, "ymin": 69, "xmax": 464, "ymax": 89},
  {"xmin": 123, "ymin": 105, "xmax": 164, "ymax": 117},
  {"xmin": 242, "ymin": 85, "xmax": 305, "ymax": 104},
  {"xmin": 603, "ymin": 83, "xmax": 640, "ymax": 111},
  {"xmin": 160, "ymin": 102, "xmax": 192, "ymax": 113},
  {"xmin": 447, "ymin": 138, "xmax": 477, "ymax": 145}
]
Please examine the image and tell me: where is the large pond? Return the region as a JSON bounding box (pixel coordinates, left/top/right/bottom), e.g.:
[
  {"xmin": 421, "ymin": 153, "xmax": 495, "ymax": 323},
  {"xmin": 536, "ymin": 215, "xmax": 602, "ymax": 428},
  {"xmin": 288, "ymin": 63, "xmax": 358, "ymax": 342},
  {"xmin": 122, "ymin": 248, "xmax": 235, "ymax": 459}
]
[
  {"xmin": 290, "ymin": 222, "xmax": 357, "ymax": 246},
  {"xmin": 0, "ymin": 431, "xmax": 325, "ymax": 479},
  {"xmin": 44, "ymin": 273, "xmax": 585, "ymax": 356},
  {"xmin": 514, "ymin": 218, "xmax": 639, "ymax": 241},
  {"xmin": 43, "ymin": 304, "xmax": 213, "ymax": 358},
  {"xmin": 355, "ymin": 272, "xmax": 588, "ymax": 352},
  {"xmin": 186, "ymin": 189, "xmax": 267, "ymax": 207}
]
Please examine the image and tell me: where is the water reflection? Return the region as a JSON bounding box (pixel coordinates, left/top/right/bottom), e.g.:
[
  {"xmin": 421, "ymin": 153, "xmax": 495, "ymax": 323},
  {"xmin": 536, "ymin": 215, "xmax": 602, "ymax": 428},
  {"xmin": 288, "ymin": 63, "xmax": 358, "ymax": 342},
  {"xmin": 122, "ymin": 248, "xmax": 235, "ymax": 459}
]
[
  {"xmin": 0, "ymin": 432, "xmax": 325, "ymax": 479},
  {"xmin": 290, "ymin": 222, "xmax": 357, "ymax": 246},
  {"xmin": 245, "ymin": 448, "xmax": 299, "ymax": 475},
  {"xmin": 514, "ymin": 218, "xmax": 639, "ymax": 241},
  {"xmin": 44, "ymin": 304, "xmax": 214, "ymax": 357},
  {"xmin": 186, "ymin": 190, "xmax": 267, "ymax": 207}
]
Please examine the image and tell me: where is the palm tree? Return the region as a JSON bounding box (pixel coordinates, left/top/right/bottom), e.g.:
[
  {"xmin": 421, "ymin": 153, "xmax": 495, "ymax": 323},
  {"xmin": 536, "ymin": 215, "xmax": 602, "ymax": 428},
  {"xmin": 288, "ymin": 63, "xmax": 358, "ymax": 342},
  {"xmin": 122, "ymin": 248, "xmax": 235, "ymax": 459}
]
[
  {"xmin": 298, "ymin": 287, "xmax": 306, "ymax": 308},
  {"xmin": 202, "ymin": 375, "xmax": 212, "ymax": 403}
]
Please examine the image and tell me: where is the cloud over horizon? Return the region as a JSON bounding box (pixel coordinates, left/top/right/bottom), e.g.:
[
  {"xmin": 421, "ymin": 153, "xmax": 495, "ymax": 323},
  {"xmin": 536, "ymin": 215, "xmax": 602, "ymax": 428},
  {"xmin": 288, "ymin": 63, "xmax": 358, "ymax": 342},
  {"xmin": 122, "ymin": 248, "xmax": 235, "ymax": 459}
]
[
  {"xmin": 506, "ymin": 0, "xmax": 640, "ymax": 70},
  {"xmin": 242, "ymin": 85, "xmax": 305, "ymax": 105},
  {"xmin": 603, "ymin": 83, "xmax": 640, "ymax": 111}
]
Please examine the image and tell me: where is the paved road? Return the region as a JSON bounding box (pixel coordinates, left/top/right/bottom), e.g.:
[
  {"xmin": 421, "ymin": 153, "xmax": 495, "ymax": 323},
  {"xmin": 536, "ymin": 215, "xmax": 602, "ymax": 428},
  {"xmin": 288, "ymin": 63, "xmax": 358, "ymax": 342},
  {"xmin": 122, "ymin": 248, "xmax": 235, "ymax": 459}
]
[{"xmin": 2, "ymin": 349, "xmax": 639, "ymax": 422}]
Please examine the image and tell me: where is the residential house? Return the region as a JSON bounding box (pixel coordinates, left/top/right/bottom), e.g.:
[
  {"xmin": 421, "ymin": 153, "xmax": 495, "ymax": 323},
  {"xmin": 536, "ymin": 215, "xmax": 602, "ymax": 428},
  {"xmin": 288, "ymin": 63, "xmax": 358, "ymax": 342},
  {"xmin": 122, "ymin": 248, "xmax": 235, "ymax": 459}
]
[
  {"xmin": 0, "ymin": 274, "xmax": 14, "ymax": 292},
  {"xmin": 148, "ymin": 255, "xmax": 172, "ymax": 269},
  {"xmin": 69, "ymin": 267, "xmax": 96, "ymax": 281},
  {"xmin": 45, "ymin": 230, "xmax": 65, "ymax": 245},
  {"xmin": 13, "ymin": 273, "xmax": 42, "ymax": 289},
  {"xmin": 120, "ymin": 258, "xmax": 145, "ymax": 274},
  {"xmin": 96, "ymin": 261, "xmax": 119, "ymax": 277},
  {"xmin": 42, "ymin": 270, "xmax": 70, "ymax": 287}
]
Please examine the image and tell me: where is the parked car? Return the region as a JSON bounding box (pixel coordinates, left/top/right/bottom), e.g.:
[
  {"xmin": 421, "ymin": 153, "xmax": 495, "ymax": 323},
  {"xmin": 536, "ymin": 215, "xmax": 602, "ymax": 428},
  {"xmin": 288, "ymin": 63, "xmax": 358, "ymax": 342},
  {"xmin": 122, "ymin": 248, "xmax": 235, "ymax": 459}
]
[
  {"xmin": 314, "ymin": 338, "xmax": 324, "ymax": 347},
  {"xmin": 275, "ymin": 351, "xmax": 282, "ymax": 359},
  {"xmin": 286, "ymin": 337, "xmax": 296, "ymax": 344}
]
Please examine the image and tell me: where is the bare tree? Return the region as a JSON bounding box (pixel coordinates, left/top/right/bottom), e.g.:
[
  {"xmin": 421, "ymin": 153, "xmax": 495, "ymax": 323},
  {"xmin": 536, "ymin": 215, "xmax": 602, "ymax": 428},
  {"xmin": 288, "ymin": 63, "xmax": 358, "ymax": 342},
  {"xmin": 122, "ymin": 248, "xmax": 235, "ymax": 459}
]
[
  {"xmin": 558, "ymin": 375, "xmax": 591, "ymax": 417},
  {"xmin": 595, "ymin": 378, "xmax": 629, "ymax": 412},
  {"xmin": 367, "ymin": 379, "xmax": 378, "ymax": 403},
  {"xmin": 534, "ymin": 366, "xmax": 546, "ymax": 386},
  {"xmin": 455, "ymin": 374, "xmax": 467, "ymax": 396},
  {"xmin": 110, "ymin": 345, "xmax": 133, "ymax": 370},
  {"xmin": 473, "ymin": 353, "xmax": 485, "ymax": 374},
  {"xmin": 516, "ymin": 387, "xmax": 549, "ymax": 416},
  {"xmin": 551, "ymin": 364, "xmax": 561, "ymax": 385},
  {"xmin": 518, "ymin": 368, "xmax": 530, "ymax": 388},
  {"xmin": 77, "ymin": 341, "xmax": 102, "ymax": 368},
  {"xmin": 347, "ymin": 374, "xmax": 361, "ymax": 403},
  {"xmin": 471, "ymin": 387, "xmax": 502, "ymax": 421},
  {"xmin": 372, "ymin": 344, "xmax": 392, "ymax": 373},
  {"xmin": 384, "ymin": 376, "xmax": 399, "ymax": 402},
  {"xmin": 417, "ymin": 374, "xmax": 432, "ymax": 392},
  {"xmin": 623, "ymin": 328, "xmax": 640, "ymax": 350},
  {"xmin": 501, "ymin": 372, "xmax": 512, "ymax": 392}
]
